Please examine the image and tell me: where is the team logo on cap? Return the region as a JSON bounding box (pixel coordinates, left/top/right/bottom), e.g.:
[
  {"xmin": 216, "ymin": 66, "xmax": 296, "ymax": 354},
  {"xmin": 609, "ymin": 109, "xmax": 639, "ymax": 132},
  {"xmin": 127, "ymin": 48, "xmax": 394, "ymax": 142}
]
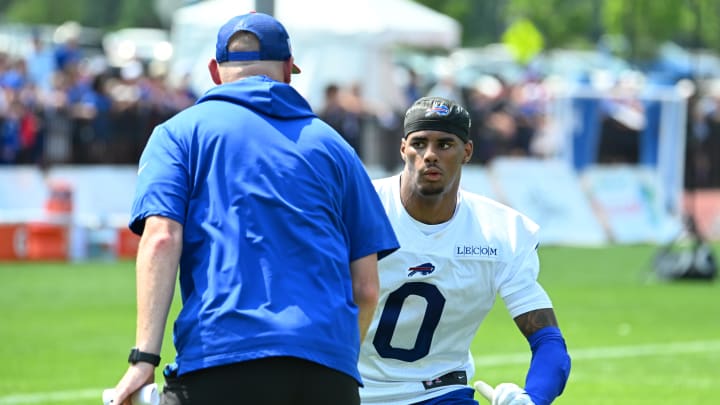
[{"xmin": 425, "ymin": 104, "xmax": 450, "ymax": 117}]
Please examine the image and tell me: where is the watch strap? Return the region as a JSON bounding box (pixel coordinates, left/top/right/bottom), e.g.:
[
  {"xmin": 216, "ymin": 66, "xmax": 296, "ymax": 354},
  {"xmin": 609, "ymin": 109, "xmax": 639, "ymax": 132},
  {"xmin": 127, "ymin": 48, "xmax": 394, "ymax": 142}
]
[{"xmin": 128, "ymin": 348, "xmax": 161, "ymax": 367}]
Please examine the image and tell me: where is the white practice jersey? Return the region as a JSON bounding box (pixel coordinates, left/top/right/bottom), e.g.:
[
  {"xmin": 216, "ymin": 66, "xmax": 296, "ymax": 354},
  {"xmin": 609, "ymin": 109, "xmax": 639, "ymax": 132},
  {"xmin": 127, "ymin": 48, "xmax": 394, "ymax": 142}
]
[{"xmin": 359, "ymin": 175, "xmax": 553, "ymax": 404}]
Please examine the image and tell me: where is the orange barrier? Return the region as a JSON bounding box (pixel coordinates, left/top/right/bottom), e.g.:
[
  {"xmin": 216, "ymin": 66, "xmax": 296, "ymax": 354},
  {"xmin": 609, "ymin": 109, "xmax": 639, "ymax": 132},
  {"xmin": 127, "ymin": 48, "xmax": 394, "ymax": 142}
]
[
  {"xmin": 25, "ymin": 223, "xmax": 69, "ymax": 260},
  {"xmin": 0, "ymin": 223, "xmax": 68, "ymax": 261},
  {"xmin": 0, "ymin": 224, "xmax": 27, "ymax": 260},
  {"xmin": 116, "ymin": 227, "xmax": 140, "ymax": 259}
]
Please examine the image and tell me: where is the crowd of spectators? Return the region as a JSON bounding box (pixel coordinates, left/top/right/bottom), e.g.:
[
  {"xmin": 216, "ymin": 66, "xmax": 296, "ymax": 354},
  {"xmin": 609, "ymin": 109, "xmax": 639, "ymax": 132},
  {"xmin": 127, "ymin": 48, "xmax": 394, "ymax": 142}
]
[
  {"xmin": 3, "ymin": 24, "xmax": 720, "ymax": 189},
  {"xmin": 687, "ymin": 80, "xmax": 720, "ymax": 189},
  {"xmin": 319, "ymin": 64, "xmax": 720, "ymax": 189},
  {"xmin": 318, "ymin": 68, "xmax": 555, "ymax": 170},
  {"xmin": 0, "ymin": 28, "xmax": 196, "ymax": 166}
]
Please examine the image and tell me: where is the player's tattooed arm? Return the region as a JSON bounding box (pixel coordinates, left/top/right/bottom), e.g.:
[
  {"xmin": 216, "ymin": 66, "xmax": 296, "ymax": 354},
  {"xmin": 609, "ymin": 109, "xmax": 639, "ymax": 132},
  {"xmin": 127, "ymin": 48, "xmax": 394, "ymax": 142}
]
[{"xmin": 513, "ymin": 308, "xmax": 559, "ymax": 338}]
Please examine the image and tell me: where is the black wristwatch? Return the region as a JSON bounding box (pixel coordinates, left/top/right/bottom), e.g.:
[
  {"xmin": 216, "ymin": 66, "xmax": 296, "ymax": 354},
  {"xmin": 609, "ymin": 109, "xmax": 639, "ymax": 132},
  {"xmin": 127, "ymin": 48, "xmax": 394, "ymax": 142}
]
[{"xmin": 128, "ymin": 347, "xmax": 161, "ymax": 367}]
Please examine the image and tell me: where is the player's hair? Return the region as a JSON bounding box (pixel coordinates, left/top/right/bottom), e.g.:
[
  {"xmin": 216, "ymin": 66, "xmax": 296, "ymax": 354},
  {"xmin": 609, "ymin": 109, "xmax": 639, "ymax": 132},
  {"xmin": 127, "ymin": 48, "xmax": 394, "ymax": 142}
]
[
  {"xmin": 227, "ymin": 31, "xmax": 260, "ymax": 53},
  {"xmin": 219, "ymin": 30, "xmax": 284, "ymax": 81}
]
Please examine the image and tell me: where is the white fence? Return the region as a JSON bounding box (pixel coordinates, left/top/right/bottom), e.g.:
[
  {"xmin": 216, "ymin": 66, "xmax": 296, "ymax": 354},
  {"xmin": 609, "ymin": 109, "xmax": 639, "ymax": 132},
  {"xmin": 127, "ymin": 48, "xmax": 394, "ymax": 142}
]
[{"xmin": 0, "ymin": 158, "xmax": 711, "ymax": 264}]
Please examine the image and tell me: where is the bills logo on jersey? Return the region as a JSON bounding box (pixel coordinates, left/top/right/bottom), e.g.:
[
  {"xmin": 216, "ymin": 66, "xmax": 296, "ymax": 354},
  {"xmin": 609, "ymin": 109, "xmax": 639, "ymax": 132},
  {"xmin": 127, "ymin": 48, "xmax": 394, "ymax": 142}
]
[
  {"xmin": 425, "ymin": 104, "xmax": 449, "ymax": 117},
  {"xmin": 408, "ymin": 262, "xmax": 435, "ymax": 277}
]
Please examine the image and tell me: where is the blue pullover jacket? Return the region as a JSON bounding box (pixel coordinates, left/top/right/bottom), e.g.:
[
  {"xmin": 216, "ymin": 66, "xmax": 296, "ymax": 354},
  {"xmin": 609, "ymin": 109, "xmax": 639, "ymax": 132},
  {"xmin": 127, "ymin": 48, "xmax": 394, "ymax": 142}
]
[{"xmin": 129, "ymin": 75, "xmax": 399, "ymax": 382}]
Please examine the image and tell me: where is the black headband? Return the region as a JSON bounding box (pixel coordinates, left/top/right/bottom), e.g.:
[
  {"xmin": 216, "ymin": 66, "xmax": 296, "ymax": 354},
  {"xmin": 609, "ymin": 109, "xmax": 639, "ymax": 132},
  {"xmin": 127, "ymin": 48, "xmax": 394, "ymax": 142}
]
[{"xmin": 403, "ymin": 96, "xmax": 471, "ymax": 142}]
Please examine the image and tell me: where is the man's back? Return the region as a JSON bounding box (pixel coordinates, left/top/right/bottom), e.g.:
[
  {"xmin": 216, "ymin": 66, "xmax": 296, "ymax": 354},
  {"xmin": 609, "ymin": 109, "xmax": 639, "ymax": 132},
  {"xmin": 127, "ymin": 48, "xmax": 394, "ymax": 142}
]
[
  {"xmin": 113, "ymin": 12, "xmax": 400, "ymax": 405},
  {"xmin": 131, "ymin": 76, "xmax": 395, "ymax": 381}
]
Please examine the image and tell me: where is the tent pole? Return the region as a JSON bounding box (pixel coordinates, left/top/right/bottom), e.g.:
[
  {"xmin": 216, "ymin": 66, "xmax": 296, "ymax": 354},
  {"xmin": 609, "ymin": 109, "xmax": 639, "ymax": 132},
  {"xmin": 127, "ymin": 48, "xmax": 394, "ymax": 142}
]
[{"xmin": 255, "ymin": 0, "xmax": 274, "ymax": 15}]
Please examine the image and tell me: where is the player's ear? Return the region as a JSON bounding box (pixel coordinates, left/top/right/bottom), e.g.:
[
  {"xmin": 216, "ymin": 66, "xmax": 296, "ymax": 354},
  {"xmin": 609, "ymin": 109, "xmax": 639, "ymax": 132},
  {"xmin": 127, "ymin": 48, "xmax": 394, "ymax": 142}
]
[
  {"xmin": 282, "ymin": 58, "xmax": 293, "ymax": 84},
  {"xmin": 208, "ymin": 59, "xmax": 222, "ymax": 85},
  {"xmin": 463, "ymin": 140, "xmax": 473, "ymax": 164}
]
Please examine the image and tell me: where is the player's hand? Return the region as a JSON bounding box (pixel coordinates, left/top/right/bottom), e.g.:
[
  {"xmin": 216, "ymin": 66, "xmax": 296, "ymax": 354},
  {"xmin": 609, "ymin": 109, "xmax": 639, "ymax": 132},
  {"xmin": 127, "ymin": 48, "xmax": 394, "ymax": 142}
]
[{"xmin": 474, "ymin": 380, "xmax": 535, "ymax": 405}]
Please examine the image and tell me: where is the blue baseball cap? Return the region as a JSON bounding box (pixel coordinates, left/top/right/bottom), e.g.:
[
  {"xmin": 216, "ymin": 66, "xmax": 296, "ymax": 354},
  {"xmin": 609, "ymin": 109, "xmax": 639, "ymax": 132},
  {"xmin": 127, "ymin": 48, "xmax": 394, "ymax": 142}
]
[{"xmin": 215, "ymin": 11, "xmax": 301, "ymax": 74}]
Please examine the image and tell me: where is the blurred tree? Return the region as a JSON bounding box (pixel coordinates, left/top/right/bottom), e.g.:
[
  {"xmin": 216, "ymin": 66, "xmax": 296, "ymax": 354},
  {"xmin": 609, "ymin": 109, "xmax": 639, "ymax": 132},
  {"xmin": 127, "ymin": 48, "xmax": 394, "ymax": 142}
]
[
  {"xmin": 415, "ymin": 0, "xmax": 720, "ymax": 64},
  {"xmin": 684, "ymin": 0, "xmax": 720, "ymax": 50},
  {"xmin": 1, "ymin": 0, "xmax": 159, "ymax": 29},
  {"xmin": 117, "ymin": 0, "xmax": 163, "ymax": 29},
  {"xmin": 510, "ymin": 0, "xmax": 720, "ymax": 62},
  {"xmin": 415, "ymin": 0, "xmax": 507, "ymax": 45},
  {"xmin": 3, "ymin": 0, "xmax": 720, "ymax": 57},
  {"xmin": 603, "ymin": 0, "xmax": 689, "ymax": 62},
  {"xmin": 3, "ymin": 0, "xmax": 87, "ymax": 25},
  {"xmin": 0, "ymin": 0, "xmax": 12, "ymax": 14},
  {"xmin": 602, "ymin": 0, "xmax": 720, "ymax": 63},
  {"xmin": 506, "ymin": 0, "xmax": 598, "ymax": 49}
]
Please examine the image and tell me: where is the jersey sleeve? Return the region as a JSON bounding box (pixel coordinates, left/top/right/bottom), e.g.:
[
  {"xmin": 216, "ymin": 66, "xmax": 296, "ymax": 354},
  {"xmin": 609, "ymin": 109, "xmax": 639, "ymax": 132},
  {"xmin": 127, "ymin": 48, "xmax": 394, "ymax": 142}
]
[
  {"xmin": 129, "ymin": 125, "xmax": 189, "ymax": 235},
  {"xmin": 495, "ymin": 215, "xmax": 552, "ymax": 317}
]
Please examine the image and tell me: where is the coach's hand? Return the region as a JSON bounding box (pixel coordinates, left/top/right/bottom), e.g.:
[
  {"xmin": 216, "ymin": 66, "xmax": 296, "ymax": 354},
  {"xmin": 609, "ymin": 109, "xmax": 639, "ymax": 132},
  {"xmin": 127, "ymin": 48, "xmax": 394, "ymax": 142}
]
[
  {"xmin": 474, "ymin": 380, "xmax": 535, "ymax": 405},
  {"xmin": 112, "ymin": 363, "xmax": 155, "ymax": 405}
]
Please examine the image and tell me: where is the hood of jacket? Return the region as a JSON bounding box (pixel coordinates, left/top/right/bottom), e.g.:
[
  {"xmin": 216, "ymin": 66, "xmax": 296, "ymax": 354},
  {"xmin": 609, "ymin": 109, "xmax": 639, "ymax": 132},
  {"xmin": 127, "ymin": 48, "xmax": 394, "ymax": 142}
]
[{"xmin": 196, "ymin": 75, "xmax": 316, "ymax": 120}]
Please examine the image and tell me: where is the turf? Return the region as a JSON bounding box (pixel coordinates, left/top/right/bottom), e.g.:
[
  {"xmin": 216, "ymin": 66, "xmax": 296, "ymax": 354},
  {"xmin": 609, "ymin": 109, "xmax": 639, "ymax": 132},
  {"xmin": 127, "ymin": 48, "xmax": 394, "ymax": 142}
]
[{"xmin": 1, "ymin": 244, "xmax": 719, "ymax": 404}]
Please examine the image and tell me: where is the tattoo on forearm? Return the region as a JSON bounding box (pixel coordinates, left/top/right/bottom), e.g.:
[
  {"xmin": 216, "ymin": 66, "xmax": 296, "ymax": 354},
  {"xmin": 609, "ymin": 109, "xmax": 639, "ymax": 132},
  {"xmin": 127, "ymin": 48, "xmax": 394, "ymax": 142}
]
[{"xmin": 514, "ymin": 308, "xmax": 559, "ymax": 338}]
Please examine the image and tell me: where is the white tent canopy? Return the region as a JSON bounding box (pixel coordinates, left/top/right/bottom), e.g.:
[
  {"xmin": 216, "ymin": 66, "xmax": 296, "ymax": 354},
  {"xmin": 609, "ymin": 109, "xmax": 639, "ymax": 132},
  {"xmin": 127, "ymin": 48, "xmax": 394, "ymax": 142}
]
[{"xmin": 170, "ymin": 0, "xmax": 461, "ymax": 110}]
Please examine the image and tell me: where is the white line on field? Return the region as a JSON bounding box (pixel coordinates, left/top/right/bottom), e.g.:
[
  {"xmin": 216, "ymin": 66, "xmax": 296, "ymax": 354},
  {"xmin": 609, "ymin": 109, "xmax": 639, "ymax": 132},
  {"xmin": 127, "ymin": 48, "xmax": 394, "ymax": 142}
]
[
  {"xmin": 0, "ymin": 389, "xmax": 101, "ymax": 404},
  {"xmin": 473, "ymin": 339, "xmax": 720, "ymax": 366},
  {"xmin": 1, "ymin": 340, "xmax": 719, "ymax": 404}
]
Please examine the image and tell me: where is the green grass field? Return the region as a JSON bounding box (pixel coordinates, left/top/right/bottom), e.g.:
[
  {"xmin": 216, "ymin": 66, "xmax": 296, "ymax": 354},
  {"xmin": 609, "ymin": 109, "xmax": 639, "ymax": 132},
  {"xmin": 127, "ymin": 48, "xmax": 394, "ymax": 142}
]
[{"xmin": 1, "ymin": 244, "xmax": 719, "ymax": 405}]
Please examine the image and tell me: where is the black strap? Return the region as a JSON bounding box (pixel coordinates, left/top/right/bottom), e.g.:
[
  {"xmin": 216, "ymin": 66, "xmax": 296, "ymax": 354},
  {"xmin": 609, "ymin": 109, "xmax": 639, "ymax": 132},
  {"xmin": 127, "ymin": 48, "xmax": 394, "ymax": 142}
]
[
  {"xmin": 128, "ymin": 348, "xmax": 161, "ymax": 367},
  {"xmin": 422, "ymin": 371, "xmax": 467, "ymax": 390}
]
